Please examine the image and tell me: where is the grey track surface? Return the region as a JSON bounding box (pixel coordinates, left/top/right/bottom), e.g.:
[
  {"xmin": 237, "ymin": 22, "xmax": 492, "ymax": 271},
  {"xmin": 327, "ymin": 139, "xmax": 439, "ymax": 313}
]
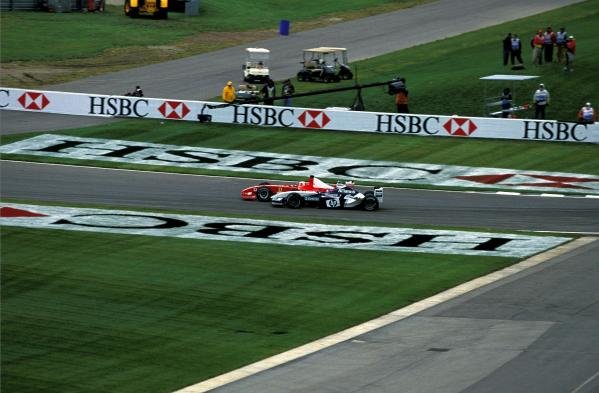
[
  {"xmin": 2, "ymin": 1, "xmax": 598, "ymax": 392},
  {"xmin": 0, "ymin": 0, "xmax": 586, "ymax": 134},
  {"xmin": 3, "ymin": 161, "xmax": 599, "ymax": 234}
]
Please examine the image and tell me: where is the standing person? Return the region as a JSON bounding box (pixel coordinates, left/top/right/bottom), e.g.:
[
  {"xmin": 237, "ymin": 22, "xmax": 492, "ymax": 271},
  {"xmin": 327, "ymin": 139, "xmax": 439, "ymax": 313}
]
[
  {"xmin": 394, "ymin": 78, "xmax": 409, "ymax": 113},
  {"xmin": 533, "ymin": 83, "xmax": 550, "ymax": 119},
  {"xmin": 510, "ymin": 33, "xmax": 523, "ymax": 66},
  {"xmin": 543, "ymin": 26, "xmax": 556, "ymax": 63},
  {"xmin": 222, "ymin": 81, "xmax": 236, "ymax": 103},
  {"xmin": 261, "ymin": 78, "xmax": 276, "ymax": 105},
  {"xmin": 565, "ymin": 35, "xmax": 576, "ymax": 72},
  {"xmin": 281, "ymin": 79, "xmax": 295, "ymax": 107},
  {"xmin": 500, "ymin": 88, "xmax": 512, "ymax": 118},
  {"xmin": 502, "ymin": 33, "xmax": 512, "ymax": 66},
  {"xmin": 556, "ymin": 27, "xmax": 568, "ymax": 64},
  {"xmin": 578, "ymin": 102, "xmax": 596, "ymax": 123},
  {"xmin": 531, "ymin": 30, "xmax": 544, "ymax": 65}
]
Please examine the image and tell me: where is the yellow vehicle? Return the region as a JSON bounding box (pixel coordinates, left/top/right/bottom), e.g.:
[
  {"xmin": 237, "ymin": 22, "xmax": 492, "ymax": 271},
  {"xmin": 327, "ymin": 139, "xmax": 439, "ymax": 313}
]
[{"xmin": 124, "ymin": 0, "xmax": 168, "ymax": 18}]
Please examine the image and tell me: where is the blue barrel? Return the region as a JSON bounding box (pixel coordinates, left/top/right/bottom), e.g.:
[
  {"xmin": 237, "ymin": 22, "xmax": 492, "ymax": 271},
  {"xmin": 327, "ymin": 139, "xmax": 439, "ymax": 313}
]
[{"xmin": 279, "ymin": 19, "xmax": 290, "ymax": 36}]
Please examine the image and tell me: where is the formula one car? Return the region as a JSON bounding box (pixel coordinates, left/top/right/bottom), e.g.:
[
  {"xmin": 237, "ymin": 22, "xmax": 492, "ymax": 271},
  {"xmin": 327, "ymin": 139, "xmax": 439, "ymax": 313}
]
[
  {"xmin": 241, "ymin": 176, "xmax": 333, "ymax": 202},
  {"xmin": 271, "ymin": 179, "xmax": 383, "ymax": 211}
]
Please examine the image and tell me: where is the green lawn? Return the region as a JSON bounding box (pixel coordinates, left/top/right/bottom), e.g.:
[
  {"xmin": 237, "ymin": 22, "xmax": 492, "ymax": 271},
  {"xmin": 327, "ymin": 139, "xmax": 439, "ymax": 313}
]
[{"xmin": 1, "ymin": 226, "xmax": 515, "ymax": 393}]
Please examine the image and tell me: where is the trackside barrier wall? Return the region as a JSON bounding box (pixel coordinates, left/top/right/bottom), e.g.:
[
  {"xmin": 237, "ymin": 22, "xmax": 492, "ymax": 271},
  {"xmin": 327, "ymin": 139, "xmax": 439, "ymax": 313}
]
[{"xmin": 1, "ymin": 88, "xmax": 597, "ymax": 143}]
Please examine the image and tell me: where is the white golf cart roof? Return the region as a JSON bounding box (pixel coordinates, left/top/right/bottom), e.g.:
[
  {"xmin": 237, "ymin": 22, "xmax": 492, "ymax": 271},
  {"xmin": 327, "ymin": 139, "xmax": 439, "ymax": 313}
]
[
  {"xmin": 304, "ymin": 47, "xmax": 347, "ymax": 53},
  {"xmin": 246, "ymin": 47, "xmax": 270, "ymax": 54}
]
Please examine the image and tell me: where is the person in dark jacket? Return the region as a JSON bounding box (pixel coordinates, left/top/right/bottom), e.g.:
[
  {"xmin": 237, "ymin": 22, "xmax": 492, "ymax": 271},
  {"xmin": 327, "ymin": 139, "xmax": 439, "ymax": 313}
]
[
  {"xmin": 261, "ymin": 78, "xmax": 276, "ymax": 105},
  {"xmin": 500, "ymin": 88, "xmax": 512, "ymax": 118},
  {"xmin": 502, "ymin": 33, "xmax": 512, "ymax": 66},
  {"xmin": 281, "ymin": 79, "xmax": 295, "ymax": 106}
]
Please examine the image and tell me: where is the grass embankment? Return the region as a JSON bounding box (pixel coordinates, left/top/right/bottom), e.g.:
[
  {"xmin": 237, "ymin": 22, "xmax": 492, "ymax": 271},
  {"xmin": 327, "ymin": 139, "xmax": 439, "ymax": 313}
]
[
  {"xmin": 1, "ymin": 226, "xmax": 514, "ymax": 393},
  {"xmin": 0, "ymin": 0, "xmax": 430, "ymax": 86}
]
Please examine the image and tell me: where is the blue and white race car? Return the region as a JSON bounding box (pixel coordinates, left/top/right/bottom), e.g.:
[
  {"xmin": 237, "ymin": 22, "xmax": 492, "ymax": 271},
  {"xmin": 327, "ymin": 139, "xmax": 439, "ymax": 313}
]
[{"xmin": 271, "ymin": 177, "xmax": 383, "ymax": 211}]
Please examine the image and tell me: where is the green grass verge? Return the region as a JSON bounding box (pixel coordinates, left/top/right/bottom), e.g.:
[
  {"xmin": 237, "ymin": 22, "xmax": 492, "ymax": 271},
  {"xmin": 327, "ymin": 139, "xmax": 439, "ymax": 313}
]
[{"xmin": 1, "ymin": 225, "xmax": 515, "ymax": 393}]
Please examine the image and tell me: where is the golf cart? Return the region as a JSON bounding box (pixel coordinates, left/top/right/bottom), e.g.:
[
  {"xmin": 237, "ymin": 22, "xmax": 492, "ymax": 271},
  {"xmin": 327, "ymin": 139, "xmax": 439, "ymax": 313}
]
[
  {"xmin": 235, "ymin": 84, "xmax": 261, "ymax": 104},
  {"xmin": 297, "ymin": 47, "xmax": 353, "ymax": 83},
  {"xmin": 243, "ymin": 48, "xmax": 270, "ymax": 83}
]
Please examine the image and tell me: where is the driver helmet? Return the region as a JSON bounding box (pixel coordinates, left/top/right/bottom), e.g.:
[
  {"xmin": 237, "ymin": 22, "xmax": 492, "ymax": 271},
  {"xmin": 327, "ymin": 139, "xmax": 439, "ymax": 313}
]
[{"xmin": 345, "ymin": 180, "xmax": 355, "ymax": 187}]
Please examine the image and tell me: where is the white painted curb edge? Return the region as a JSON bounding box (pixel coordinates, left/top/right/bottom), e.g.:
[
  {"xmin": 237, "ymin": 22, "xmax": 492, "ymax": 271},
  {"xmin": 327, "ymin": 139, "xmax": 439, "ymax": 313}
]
[{"xmin": 172, "ymin": 236, "xmax": 598, "ymax": 393}]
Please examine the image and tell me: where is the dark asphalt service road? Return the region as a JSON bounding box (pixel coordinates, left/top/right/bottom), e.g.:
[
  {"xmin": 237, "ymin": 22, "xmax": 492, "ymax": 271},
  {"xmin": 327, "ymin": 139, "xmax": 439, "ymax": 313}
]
[
  {"xmin": 2, "ymin": 161, "xmax": 598, "ymax": 234},
  {"xmin": 0, "ymin": 0, "xmax": 585, "ymax": 134}
]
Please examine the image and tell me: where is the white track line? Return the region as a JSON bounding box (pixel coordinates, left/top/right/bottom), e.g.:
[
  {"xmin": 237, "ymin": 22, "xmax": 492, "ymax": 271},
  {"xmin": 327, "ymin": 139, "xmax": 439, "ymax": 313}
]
[{"xmin": 172, "ymin": 237, "xmax": 597, "ymax": 393}]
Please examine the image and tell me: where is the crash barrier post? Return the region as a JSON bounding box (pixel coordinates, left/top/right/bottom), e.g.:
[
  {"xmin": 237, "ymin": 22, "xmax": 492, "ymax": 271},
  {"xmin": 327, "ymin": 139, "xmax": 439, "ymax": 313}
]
[{"xmin": 279, "ymin": 19, "xmax": 290, "ymax": 36}]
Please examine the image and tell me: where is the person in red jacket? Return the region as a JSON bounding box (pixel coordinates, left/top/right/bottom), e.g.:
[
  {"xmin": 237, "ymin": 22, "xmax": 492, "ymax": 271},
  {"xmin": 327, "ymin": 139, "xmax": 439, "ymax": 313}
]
[
  {"xmin": 531, "ymin": 30, "xmax": 544, "ymax": 65},
  {"xmin": 564, "ymin": 35, "xmax": 576, "ymax": 72}
]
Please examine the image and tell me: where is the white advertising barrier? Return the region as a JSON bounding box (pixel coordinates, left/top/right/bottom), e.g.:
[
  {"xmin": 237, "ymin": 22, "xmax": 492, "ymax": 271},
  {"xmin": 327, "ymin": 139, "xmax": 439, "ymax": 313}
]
[{"xmin": 1, "ymin": 87, "xmax": 598, "ymax": 143}]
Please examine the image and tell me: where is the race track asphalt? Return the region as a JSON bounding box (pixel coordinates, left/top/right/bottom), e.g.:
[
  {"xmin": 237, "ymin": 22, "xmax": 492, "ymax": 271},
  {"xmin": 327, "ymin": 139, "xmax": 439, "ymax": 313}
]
[
  {"xmin": 2, "ymin": 161, "xmax": 599, "ymax": 234},
  {"xmin": 1, "ymin": 0, "xmax": 598, "ymax": 392}
]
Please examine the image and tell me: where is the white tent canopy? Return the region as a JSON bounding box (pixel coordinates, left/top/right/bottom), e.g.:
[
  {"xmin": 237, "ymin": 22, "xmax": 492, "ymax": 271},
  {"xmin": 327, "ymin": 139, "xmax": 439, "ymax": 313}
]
[
  {"xmin": 480, "ymin": 75, "xmax": 540, "ymax": 116},
  {"xmin": 480, "ymin": 74, "xmax": 539, "ymax": 81}
]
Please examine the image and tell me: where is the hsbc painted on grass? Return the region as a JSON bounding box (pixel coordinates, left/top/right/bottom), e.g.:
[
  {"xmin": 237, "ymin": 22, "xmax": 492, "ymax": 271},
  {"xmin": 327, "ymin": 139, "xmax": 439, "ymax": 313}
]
[
  {"xmin": 1, "ymin": 204, "xmax": 570, "ymax": 258},
  {"xmin": 2, "ymin": 134, "xmax": 598, "ymax": 194}
]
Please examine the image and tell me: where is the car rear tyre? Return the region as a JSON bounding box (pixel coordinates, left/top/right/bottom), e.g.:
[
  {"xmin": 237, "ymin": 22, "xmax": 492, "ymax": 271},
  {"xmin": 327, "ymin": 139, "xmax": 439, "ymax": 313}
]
[
  {"xmin": 362, "ymin": 191, "xmax": 378, "ymax": 211},
  {"xmin": 362, "ymin": 195, "xmax": 379, "ymax": 211},
  {"xmin": 286, "ymin": 193, "xmax": 303, "ymax": 209},
  {"xmin": 256, "ymin": 186, "xmax": 271, "ymax": 202}
]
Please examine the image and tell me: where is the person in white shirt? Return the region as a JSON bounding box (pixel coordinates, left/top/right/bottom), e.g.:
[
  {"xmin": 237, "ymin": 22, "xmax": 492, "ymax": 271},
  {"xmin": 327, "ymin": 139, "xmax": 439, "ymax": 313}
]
[{"xmin": 533, "ymin": 83, "xmax": 550, "ymax": 119}]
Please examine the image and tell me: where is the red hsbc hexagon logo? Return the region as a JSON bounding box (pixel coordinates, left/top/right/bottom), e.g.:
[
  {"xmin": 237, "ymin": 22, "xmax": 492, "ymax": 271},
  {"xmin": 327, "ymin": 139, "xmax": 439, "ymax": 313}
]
[
  {"xmin": 18, "ymin": 92, "xmax": 50, "ymax": 110},
  {"xmin": 443, "ymin": 117, "xmax": 477, "ymax": 136},
  {"xmin": 158, "ymin": 101, "xmax": 190, "ymax": 119},
  {"xmin": 297, "ymin": 110, "xmax": 331, "ymax": 129}
]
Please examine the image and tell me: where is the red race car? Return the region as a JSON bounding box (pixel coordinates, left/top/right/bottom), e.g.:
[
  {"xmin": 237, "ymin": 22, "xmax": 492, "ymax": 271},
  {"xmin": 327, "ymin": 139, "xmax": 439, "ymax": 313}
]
[{"xmin": 241, "ymin": 175, "xmax": 333, "ymax": 202}]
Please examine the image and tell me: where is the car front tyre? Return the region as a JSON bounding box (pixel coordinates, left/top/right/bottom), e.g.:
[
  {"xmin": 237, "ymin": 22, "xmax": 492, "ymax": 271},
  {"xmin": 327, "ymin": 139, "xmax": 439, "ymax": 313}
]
[
  {"xmin": 256, "ymin": 186, "xmax": 271, "ymax": 202},
  {"xmin": 286, "ymin": 193, "xmax": 303, "ymax": 209}
]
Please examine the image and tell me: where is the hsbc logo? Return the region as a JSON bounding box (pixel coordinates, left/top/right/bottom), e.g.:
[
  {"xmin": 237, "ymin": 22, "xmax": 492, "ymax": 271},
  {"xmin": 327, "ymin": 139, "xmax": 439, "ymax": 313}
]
[
  {"xmin": 18, "ymin": 92, "xmax": 50, "ymax": 110},
  {"xmin": 158, "ymin": 101, "xmax": 190, "ymax": 119},
  {"xmin": 443, "ymin": 117, "xmax": 477, "ymax": 136},
  {"xmin": 0, "ymin": 203, "xmax": 570, "ymax": 258},
  {"xmin": 298, "ymin": 110, "xmax": 330, "ymax": 129}
]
